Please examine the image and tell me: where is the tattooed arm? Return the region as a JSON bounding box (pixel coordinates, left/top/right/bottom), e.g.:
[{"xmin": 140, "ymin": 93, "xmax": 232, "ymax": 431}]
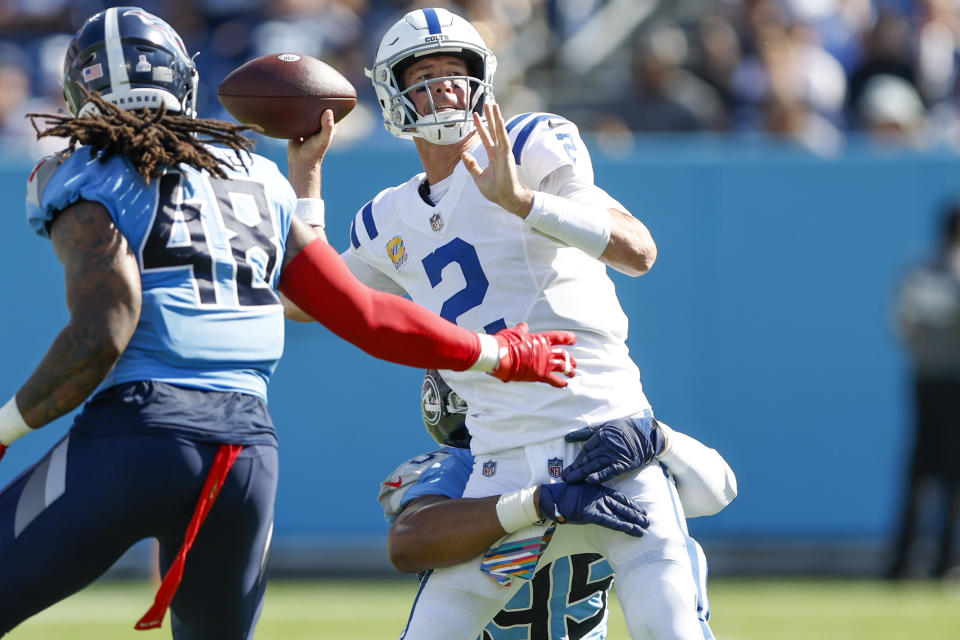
[{"xmin": 14, "ymin": 200, "xmax": 141, "ymax": 429}]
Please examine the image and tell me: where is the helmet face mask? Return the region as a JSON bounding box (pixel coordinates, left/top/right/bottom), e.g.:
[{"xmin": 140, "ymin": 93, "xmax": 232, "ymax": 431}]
[
  {"xmin": 367, "ymin": 8, "xmax": 497, "ymax": 145},
  {"xmin": 63, "ymin": 7, "xmax": 198, "ymax": 118}
]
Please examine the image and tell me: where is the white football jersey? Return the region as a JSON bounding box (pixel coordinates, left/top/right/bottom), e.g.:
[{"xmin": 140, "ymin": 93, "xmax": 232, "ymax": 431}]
[{"xmin": 342, "ymin": 113, "xmax": 651, "ymax": 454}]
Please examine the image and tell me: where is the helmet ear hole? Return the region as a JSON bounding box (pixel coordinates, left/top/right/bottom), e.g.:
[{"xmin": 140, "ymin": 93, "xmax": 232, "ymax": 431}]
[{"xmin": 421, "ymin": 369, "xmax": 468, "ymax": 446}]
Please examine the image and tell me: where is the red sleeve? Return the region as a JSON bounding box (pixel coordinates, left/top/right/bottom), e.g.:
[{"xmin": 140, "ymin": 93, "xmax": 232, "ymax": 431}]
[{"xmin": 278, "ymin": 239, "xmax": 482, "ymax": 370}]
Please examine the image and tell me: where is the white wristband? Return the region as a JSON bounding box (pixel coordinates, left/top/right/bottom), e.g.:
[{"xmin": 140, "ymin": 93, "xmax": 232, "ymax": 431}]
[
  {"xmin": 0, "ymin": 396, "xmax": 31, "ymax": 446},
  {"xmin": 468, "ymin": 333, "xmax": 502, "ymax": 373},
  {"xmin": 294, "ymin": 198, "xmax": 326, "ymax": 228},
  {"xmin": 524, "ymin": 191, "xmax": 612, "ymax": 258},
  {"xmin": 495, "ymin": 486, "xmax": 541, "ymax": 533}
]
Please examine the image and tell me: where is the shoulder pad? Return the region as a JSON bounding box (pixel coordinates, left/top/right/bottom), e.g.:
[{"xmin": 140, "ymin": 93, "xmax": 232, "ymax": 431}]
[
  {"xmin": 378, "ymin": 449, "xmax": 453, "ymax": 521},
  {"xmin": 26, "ymin": 153, "xmax": 67, "ymax": 209},
  {"xmin": 504, "ymin": 112, "xmax": 574, "ymax": 165},
  {"xmin": 349, "ymin": 199, "xmax": 378, "ymax": 250}
]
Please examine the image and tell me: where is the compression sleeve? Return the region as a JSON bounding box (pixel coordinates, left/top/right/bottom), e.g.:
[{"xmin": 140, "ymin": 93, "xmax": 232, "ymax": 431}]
[{"xmin": 278, "ymin": 238, "xmax": 484, "ymax": 370}]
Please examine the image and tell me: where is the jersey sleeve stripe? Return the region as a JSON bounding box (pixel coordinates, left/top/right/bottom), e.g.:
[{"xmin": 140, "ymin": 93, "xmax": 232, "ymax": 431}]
[
  {"xmin": 511, "ymin": 114, "xmax": 557, "ymax": 165},
  {"xmin": 361, "ymin": 200, "xmax": 379, "ymax": 240},
  {"xmin": 505, "ymin": 112, "xmax": 533, "ymax": 134},
  {"xmin": 349, "ymin": 218, "xmax": 360, "ymax": 249}
]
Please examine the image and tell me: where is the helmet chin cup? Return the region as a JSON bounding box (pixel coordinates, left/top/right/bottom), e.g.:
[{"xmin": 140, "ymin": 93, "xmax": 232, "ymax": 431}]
[{"xmin": 413, "ymin": 109, "xmax": 476, "ymax": 145}]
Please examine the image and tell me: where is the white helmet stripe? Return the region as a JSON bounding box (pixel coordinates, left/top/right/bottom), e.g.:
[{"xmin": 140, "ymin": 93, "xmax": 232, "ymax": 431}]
[{"xmin": 104, "ymin": 7, "xmax": 129, "ymax": 93}]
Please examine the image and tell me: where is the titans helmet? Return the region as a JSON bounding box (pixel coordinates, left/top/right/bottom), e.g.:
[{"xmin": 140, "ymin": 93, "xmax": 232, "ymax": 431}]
[
  {"xmin": 367, "ymin": 7, "xmax": 497, "ymax": 145},
  {"xmin": 421, "ymin": 369, "xmax": 469, "ymax": 446},
  {"xmin": 62, "ymin": 7, "xmax": 198, "ymax": 117}
]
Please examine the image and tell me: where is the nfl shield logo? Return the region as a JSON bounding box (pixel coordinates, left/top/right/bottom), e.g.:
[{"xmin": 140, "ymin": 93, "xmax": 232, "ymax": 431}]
[
  {"xmin": 430, "ymin": 212, "xmax": 444, "ymax": 232},
  {"xmin": 482, "ymin": 460, "xmax": 497, "ymax": 477},
  {"xmin": 547, "ymin": 457, "xmax": 563, "ymax": 478}
]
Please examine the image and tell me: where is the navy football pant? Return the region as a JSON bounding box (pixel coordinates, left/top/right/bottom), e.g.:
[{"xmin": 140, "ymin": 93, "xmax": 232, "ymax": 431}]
[{"xmin": 0, "ymin": 431, "xmax": 278, "ymax": 638}]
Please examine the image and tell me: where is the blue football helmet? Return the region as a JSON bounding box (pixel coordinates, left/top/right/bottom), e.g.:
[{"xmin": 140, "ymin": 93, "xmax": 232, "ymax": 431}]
[
  {"xmin": 421, "ymin": 369, "xmax": 468, "ymax": 446},
  {"xmin": 62, "ymin": 7, "xmax": 198, "ymax": 117}
]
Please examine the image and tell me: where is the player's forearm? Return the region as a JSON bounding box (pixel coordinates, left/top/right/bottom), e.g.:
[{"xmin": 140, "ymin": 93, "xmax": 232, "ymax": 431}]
[
  {"xmin": 15, "ymin": 318, "xmax": 128, "ymax": 429},
  {"xmin": 279, "ymin": 238, "xmax": 496, "ymax": 371},
  {"xmin": 540, "ymin": 173, "xmax": 656, "ymax": 276},
  {"xmin": 600, "ymin": 209, "xmax": 657, "ymax": 276},
  {"xmin": 388, "ymin": 496, "xmax": 507, "ymax": 573}
]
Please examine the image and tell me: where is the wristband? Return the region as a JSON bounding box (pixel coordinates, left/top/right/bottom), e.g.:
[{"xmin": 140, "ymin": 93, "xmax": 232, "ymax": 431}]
[
  {"xmin": 495, "ymin": 486, "xmax": 540, "ymax": 533},
  {"xmin": 0, "ymin": 396, "xmax": 31, "ymax": 446},
  {"xmin": 524, "ymin": 192, "xmax": 612, "ymax": 258},
  {"xmin": 468, "ymin": 333, "xmax": 502, "ymax": 373},
  {"xmin": 294, "ymin": 198, "xmax": 326, "ymax": 228}
]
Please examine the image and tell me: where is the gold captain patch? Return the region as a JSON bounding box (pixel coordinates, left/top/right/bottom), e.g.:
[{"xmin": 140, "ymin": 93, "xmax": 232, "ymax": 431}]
[{"xmin": 386, "ymin": 235, "xmax": 409, "ymax": 271}]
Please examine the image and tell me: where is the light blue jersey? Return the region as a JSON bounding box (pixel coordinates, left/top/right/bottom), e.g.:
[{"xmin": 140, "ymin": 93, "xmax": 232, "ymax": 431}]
[
  {"xmin": 379, "ymin": 447, "xmax": 613, "ymax": 640},
  {"xmin": 26, "ymin": 146, "xmax": 296, "ymax": 400}
]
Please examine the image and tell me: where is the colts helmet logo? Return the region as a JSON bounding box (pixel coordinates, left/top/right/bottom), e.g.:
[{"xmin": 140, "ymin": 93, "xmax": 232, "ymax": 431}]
[
  {"xmin": 386, "ymin": 235, "xmax": 408, "ymax": 271},
  {"xmin": 482, "ymin": 460, "xmax": 497, "ymax": 477},
  {"xmin": 547, "ymin": 457, "xmax": 563, "ymax": 479}
]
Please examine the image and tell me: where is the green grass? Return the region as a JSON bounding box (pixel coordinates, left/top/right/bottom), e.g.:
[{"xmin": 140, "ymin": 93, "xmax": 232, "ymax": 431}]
[{"xmin": 8, "ymin": 577, "xmax": 960, "ymax": 639}]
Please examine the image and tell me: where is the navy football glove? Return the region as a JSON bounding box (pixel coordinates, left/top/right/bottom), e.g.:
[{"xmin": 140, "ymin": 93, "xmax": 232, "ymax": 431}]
[
  {"xmin": 562, "ymin": 416, "xmax": 665, "ymax": 484},
  {"xmin": 538, "ymin": 482, "xmax": 648, "ymax": 537}
]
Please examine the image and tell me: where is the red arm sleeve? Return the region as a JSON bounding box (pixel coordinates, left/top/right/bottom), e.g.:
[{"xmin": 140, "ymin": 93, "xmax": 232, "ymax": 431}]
[{"xmin": 278, "ymin": 239, "xmax": 482, "ymax": 371}]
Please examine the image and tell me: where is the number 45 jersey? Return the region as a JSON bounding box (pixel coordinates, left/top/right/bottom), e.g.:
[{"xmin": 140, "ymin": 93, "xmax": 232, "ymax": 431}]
[
  {"xmin": 26, "ymin": 145, "xmax": 296, "ymax": 400},
  {"xmin": 342, "ymin": 113, "xmax": 651, "ymax": 454}
]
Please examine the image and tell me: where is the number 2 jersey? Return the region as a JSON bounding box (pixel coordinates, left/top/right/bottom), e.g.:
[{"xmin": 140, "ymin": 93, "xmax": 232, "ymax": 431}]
[
  {"xmin": 342, "ymin": 113, "xmax": 651, "ymax": 455},
  {"xmin": 25, "ymin": 145, "xmax": 295, "ymax": 402}
]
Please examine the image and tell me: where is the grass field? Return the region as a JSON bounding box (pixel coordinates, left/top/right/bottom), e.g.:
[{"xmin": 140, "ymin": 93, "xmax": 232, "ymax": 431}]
[{"xmin": 8, "ymin": 577, "xmax": 960, "ymax": 639}]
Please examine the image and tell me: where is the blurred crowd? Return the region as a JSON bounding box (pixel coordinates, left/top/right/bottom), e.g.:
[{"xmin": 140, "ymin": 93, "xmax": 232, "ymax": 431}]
[{"xmin": 3, "ymin": 0, "xmax": 960, "ymax": 157}]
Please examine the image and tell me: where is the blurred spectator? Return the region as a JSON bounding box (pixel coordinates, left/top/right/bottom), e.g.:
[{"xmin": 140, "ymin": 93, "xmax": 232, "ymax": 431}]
[
  {"xmin": 856, "ymin": 73, "xmax": 929, "ymax": 146},
  {"xmin": 888, "ymin": 200, "xmax": 960, "ymax": 580},
  {"xmin": 4, "ymin": 1, "xmax": 960, "ymax": 145},
  {"xmin": 780, "ymin": 0, "xmax": 873, "ymax": 73},
  {"xmin": 609, "ymin": 20, "xmax": 728, "ymax": 132},
  {"xmin": 915, "ymin": 0, "xmax": 960, "ymax": 131},
  {"xmin": 847, "ymin": 8, "xmax": 917, "ymax": 127},
  {"xmin": 690, "ymin": 13, "xmax": 743, "ymax": 115},
  {"xmin": 0, "ymin": 43, "xmax": 65, "ymax": 158}
]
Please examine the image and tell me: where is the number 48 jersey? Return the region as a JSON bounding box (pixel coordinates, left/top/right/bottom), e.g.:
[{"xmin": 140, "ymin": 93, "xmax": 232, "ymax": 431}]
[
  {"xmin": 26, "ymin": 145, "xmax": 296, "ymax": 400},
  {"xmin": 343, "ymin": 113, "xmax": 651, "ymax": 454}
]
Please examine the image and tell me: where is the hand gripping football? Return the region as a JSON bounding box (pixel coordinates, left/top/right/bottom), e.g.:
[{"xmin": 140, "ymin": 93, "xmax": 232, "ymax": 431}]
[{"xmin": 218, "ymin": 53, "xmax": 357, "ymax": 139}]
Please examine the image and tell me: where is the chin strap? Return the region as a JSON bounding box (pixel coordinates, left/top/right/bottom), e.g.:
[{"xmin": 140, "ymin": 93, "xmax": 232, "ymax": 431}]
[{"xmin": 135, "ymin": 443, "xmax": 243, "ymax": 630}]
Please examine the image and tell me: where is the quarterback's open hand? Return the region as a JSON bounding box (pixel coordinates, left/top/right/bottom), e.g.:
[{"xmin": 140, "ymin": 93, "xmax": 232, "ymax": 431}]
[
  {"xmin": 490, "ymin": 323, "xmax": 576, "ymax": 388},
  {"xmin": 461, "ymin": 103, "xmax": 534, "ymax": 217},
  {"xmin": 538, "ymin": 482, "xmax": 648, "ymax": 537},
  {"xmin": 562, "ymin": 416, "xmax": 665, "ymax": 484}
]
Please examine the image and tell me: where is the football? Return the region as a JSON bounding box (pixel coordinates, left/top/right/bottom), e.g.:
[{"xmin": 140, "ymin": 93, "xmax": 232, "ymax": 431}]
[{"xmin": 218, "ymin": 53, "xmax": 357, "ymax": 139}]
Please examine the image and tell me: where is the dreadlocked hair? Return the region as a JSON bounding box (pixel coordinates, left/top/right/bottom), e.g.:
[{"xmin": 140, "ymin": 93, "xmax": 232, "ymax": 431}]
[{"xmin": 28, "ymin": 86, "xmax": 261, "ymax": 184}]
